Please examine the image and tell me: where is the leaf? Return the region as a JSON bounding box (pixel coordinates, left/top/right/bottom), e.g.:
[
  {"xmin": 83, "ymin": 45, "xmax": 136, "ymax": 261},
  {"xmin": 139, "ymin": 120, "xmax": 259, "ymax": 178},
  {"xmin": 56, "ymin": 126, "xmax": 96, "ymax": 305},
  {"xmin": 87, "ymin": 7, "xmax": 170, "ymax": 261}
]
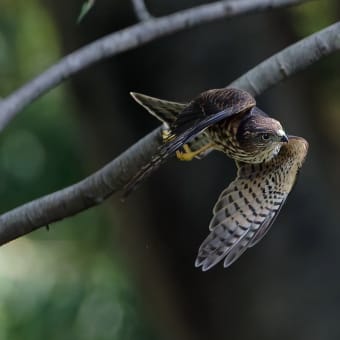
[{"xmin": 77, "ymin": 0, "xmax": 96, "ymax": 24}]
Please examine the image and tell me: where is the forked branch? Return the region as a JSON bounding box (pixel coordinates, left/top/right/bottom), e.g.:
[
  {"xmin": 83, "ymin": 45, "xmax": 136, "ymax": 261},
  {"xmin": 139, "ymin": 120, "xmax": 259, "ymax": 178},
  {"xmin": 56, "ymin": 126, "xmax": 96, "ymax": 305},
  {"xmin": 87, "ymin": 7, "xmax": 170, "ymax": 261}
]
[
  {"xmin": 0, "ymin": 21, "xmax": 339, "ymax": 245},
  {"xmin": 131, "ymin": 0, "xmax": 153, "ymax": 21},
  {"xmin": 0, "ymin": 0, "xmax": 309, "ymax": 130}
]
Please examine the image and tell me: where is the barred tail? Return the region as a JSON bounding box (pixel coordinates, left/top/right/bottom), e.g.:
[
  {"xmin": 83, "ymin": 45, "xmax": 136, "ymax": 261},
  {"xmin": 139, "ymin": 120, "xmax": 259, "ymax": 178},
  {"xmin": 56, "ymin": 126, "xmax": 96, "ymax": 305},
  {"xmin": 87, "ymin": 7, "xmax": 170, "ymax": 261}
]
[
  {"xmin": 122, "ymin": 153, "xmax": 164, "ymax": 199},
  {"xmin": 123, "ymin": 142, "xmax": 175, "ymax": 199},
  {"xmin": 130, "ymin": 92, "xmax": 187, "ymax": 125}
]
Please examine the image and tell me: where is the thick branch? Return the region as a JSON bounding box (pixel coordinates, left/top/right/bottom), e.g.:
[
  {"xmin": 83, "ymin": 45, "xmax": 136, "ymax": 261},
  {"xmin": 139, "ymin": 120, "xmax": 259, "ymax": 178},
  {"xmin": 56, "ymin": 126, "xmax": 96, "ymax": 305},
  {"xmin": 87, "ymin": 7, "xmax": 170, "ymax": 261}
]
[
  {"xmin": 0, "ymin": 0, "xmax": 308, "ymax": 131},
  {"xmin": 0, "ymin": 22, "xmax": 339, "ymax": 246},
  {"xmin": 0, "ymin": 129, "xmax": 162, "ymax": 244}
]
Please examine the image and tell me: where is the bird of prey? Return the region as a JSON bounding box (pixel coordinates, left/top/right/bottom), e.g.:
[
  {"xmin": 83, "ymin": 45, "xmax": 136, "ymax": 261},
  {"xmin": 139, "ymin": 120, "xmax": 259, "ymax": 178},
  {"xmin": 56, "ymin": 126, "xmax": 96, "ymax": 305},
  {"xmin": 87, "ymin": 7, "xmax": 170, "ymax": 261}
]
[{"xmin": 125, "ymin": 88, "xmax": 308, "ymax": 270}]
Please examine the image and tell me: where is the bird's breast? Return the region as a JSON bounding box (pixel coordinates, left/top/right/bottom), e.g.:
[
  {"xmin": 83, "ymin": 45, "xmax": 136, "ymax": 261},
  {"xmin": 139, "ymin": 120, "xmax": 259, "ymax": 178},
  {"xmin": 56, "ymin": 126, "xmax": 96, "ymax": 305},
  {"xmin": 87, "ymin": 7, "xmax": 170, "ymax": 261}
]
[
  {"xmin": 207, "ymin": 121, "xmax": 280, "ymax": 163},
  {"xmin": 207, "ymin": 121, "xmax": 255, "ymax": 162}
]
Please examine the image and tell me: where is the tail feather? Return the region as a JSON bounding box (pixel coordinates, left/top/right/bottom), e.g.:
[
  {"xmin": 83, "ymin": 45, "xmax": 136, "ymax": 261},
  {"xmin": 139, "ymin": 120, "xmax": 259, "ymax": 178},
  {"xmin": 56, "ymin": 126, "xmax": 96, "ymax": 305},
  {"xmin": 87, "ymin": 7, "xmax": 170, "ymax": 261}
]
[
  {"xmin": 122, "ymin": 153, "xmax": 164, "ymax": 199},
  {"xmin": 130, "ymin": 92, "xmax": 187, "ymax": 124}
]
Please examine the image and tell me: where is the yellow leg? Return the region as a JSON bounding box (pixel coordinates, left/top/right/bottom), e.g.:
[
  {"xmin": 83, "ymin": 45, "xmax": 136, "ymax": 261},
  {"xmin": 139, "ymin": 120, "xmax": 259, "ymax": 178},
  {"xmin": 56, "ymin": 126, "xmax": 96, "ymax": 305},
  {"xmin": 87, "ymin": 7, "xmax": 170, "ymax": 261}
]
[{"xmin": 176, "ymin": 143, "xmax": 214, "ymax": 161}]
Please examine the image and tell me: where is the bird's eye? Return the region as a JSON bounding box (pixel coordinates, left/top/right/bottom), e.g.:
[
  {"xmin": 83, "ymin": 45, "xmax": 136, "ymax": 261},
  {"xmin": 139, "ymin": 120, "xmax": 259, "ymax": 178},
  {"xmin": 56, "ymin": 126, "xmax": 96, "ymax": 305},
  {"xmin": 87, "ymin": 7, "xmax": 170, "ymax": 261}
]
[{"xmin": 261, "ymin": 133, "xmax": 270, "ymax": 141}]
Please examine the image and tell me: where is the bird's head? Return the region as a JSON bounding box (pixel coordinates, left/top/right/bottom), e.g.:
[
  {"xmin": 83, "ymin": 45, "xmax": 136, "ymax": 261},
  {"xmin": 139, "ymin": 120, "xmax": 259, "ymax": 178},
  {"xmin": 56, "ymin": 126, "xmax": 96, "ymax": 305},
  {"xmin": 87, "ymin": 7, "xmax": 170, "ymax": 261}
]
[{"xmin": 236, "ymin": 107, "xmax": 288, "ymax": 162}]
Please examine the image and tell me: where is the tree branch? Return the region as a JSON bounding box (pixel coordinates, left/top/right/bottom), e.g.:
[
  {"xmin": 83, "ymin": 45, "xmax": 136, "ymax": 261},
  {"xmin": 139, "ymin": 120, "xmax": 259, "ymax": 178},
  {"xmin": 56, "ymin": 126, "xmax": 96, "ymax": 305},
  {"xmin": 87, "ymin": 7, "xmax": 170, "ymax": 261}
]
[
  {"xmin": 0, "ymin": 0, "xmax": 309, "ymax": 131},
  {"xmin": 230, "ymin": 21, "xmax": 340, "ymax": 95},
  {"xmin": 131, "ymin": 0, "xmax": 153, "ymax": 21},
  {"xmin": 0, "ymin": 21, "xmax": 339, "ymax": 246},
  {"xmin": 0, "ymin": 128, "xmax": 163, "ymax": 245}
]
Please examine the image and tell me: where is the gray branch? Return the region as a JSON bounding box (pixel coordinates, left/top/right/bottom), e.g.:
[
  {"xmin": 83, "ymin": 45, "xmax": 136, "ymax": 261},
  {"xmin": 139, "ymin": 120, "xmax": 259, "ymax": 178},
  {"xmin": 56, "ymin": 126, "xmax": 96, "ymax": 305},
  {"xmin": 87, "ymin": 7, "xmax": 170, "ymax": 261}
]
[
  {"xmin": 0, "ymin": 129, "xmax": 163, "ymax": 245},
  {"xmin": 230, "ymin": 21, "xmax": 340, "ymax": 95},
  {"xmin": 0, "ymin": 0, "xmax": 309, "ymax": 131},
  {"xmin": 131, "ymin": 0, "xmax": 153, "ymax": 21},
  {"xmin": 0, "ymin": 21, "xmax": 339, "ymax": 246}
]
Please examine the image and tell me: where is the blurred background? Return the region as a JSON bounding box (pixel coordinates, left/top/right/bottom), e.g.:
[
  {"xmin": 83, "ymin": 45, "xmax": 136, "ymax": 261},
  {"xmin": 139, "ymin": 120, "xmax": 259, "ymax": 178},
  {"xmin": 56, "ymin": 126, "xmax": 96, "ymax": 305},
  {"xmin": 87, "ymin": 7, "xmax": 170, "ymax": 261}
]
[{"xmin": 0, "ymin": 0, "xmax": 339, "ymax": 339}]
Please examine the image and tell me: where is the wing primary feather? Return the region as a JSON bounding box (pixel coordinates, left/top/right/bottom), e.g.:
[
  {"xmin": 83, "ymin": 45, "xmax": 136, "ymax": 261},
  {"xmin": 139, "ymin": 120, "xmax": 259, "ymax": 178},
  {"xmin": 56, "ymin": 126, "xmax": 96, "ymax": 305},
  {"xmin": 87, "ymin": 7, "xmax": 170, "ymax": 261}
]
[
  {"xmin": 172, "ymin": 88, "xmax": 256, "ymax": 135},
  {"xmin": 162, "ymin": 107, "xmax": 237, "ymax": 156},
  {"xmin": 130, "ymin": 92, "xmax": 186, "ymax": 124},
  {"xmin": 223, "ymin": 229, "xmax": 256, "ymax": 268},
  {"xmin": 247, "ymin": 198, "xmax": 286, "ymax": 247}
]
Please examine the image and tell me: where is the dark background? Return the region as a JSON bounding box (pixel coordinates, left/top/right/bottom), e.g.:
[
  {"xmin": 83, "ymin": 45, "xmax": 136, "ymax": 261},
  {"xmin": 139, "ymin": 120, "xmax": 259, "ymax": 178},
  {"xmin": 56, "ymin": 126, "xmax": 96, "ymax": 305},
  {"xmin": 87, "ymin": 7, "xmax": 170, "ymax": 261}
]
[{"xmin": 0, "ymin": 1, "xmax": 339, "ymax": 339}]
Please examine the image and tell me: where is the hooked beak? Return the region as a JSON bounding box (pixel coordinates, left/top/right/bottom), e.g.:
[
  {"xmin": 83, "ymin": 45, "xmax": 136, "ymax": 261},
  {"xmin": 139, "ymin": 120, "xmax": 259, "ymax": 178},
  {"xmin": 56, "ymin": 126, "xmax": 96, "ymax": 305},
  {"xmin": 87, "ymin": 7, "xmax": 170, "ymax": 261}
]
[
  {"xmin": 280, "ymin": 134, "xmax": 289, "ymax": 143},
  {"xmin": 277, "ymin": 129, "xmax": 288, "ymax": 143}
]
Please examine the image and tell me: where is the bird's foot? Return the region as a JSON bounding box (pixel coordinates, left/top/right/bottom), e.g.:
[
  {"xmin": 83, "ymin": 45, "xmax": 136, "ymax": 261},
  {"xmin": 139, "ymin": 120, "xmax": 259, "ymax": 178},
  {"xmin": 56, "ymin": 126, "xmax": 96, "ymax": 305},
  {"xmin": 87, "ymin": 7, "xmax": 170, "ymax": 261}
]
[{"xmin": 176, "ymin": 143, "xmax": 213, "ymax": 161}]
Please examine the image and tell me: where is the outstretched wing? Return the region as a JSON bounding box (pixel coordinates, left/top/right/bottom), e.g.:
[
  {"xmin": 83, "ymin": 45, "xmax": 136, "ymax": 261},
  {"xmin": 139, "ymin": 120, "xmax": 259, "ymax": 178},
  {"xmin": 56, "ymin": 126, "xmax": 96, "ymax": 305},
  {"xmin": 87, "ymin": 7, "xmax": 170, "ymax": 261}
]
[
  {"xmin": 123, "ymin": 88, "xmax": 255, "ymax": 197},
  {"xmin": 195, "ymin": 136, "xmax": 308, "ymax": 271}
]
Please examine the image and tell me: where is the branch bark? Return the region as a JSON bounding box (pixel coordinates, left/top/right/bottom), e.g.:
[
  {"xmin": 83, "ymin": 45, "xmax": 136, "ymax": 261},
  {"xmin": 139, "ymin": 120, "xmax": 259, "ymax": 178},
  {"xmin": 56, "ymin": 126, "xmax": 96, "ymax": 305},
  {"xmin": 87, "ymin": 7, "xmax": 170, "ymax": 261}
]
[
  {"xmin": 0, "ymin": 129, "xmax": 162, "ymax": 245},
  {"xmin": 0, "ymin": 0, "xmax": 309, "ymax": 131},
  {"xmin": 230, "ymin": 21, "xmax": 340, "ymax": 95},
  {"xmin": 0, "ymin": 21, "xmax": 339, "ymax": 246},
  {"xmin": 131, "ymin": 0, "xmax": 153, "ymax": 21}
]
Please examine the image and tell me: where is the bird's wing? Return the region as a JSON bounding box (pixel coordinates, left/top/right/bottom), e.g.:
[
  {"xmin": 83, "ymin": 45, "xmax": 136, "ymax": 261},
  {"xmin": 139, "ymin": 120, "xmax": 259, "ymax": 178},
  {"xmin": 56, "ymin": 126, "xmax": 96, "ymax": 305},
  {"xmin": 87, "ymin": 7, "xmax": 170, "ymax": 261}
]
[
  {"xmin": 172, "ymin": 88, "xmax": 256, "ymax": 135},
  {"xmin": 123, "ymin": 88, "xmax": 255, "ymax": 198},
  {"xmin": 130, "ymin": 92, "xmax": 187, "ymax": 125},
  {"xmin": 195, "ymin": 136, "xmax": 308, "ymax": 271}
]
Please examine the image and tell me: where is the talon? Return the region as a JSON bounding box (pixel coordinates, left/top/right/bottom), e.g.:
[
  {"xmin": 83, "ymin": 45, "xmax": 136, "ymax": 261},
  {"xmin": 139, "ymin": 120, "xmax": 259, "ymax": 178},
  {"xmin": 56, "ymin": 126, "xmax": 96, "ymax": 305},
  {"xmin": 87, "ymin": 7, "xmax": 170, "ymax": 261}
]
[
  {"xmin": 176, "ymin": 150, "xmax": 196, "ymax": 161},
  {"xmin": 183, "ymin": 144, "xmax": 192, "ymax": 153},
  {"xmin": 176, "ymin": 143, "xmax": 214, "ymax": 161}
]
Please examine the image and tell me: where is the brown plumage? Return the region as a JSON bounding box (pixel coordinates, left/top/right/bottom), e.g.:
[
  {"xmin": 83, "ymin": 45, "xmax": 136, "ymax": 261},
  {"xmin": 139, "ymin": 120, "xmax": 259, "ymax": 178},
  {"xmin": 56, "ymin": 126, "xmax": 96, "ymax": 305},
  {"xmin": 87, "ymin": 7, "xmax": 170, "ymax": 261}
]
[
  {"xmin": 195, "ymin": 136, "xmax": 308, "ymax": 270},
  {"xmin": 125, "ymin": 88, "xmax": 308, "ymax": 269},
  {"xmin": 125, "ymin": 88, "xmax": 287, "ymax": 196}
]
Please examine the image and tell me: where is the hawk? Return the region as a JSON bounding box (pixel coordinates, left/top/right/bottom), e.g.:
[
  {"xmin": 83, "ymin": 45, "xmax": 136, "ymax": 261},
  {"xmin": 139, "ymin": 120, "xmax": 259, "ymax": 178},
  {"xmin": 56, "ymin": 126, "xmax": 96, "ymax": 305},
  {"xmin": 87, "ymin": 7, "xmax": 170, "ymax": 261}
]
[{"xmin": 125, "ymin": 88, "xmax": 308, "ymax": 270}]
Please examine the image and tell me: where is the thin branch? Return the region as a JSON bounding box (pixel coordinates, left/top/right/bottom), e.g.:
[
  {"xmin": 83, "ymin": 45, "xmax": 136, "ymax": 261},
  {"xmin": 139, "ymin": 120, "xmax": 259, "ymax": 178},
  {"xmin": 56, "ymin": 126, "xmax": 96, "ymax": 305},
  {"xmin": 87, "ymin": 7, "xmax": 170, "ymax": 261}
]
[
  {"xmin": 131, "ymin": 0, "xmax": 153, "ymax": 21},
  {"xmin": 0, "ymin": 21, "xmax": 339, "ymax": 246},
  {"xmin": 0, "ymin": 0, "xmax": 309, "ymax": 131}
]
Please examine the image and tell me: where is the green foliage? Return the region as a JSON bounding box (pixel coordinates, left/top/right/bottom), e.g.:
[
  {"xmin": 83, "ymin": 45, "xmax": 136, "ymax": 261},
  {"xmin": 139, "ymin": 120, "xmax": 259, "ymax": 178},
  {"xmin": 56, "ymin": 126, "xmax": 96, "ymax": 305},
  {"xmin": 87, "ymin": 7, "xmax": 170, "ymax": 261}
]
[
  {"xmin": 0, "ymin": 1, "xmax": 156, "ymax": 339},
  {"xmin": 290, "ymin": 0, "xmax": 340, "ymax": 147},
  {"xmin": 290, "ymin": 0, "xmax": 337, "ymax": 37},
  {"xmin": 0, "ymin": 235, "xmax": 158, "ymax": 340}
]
